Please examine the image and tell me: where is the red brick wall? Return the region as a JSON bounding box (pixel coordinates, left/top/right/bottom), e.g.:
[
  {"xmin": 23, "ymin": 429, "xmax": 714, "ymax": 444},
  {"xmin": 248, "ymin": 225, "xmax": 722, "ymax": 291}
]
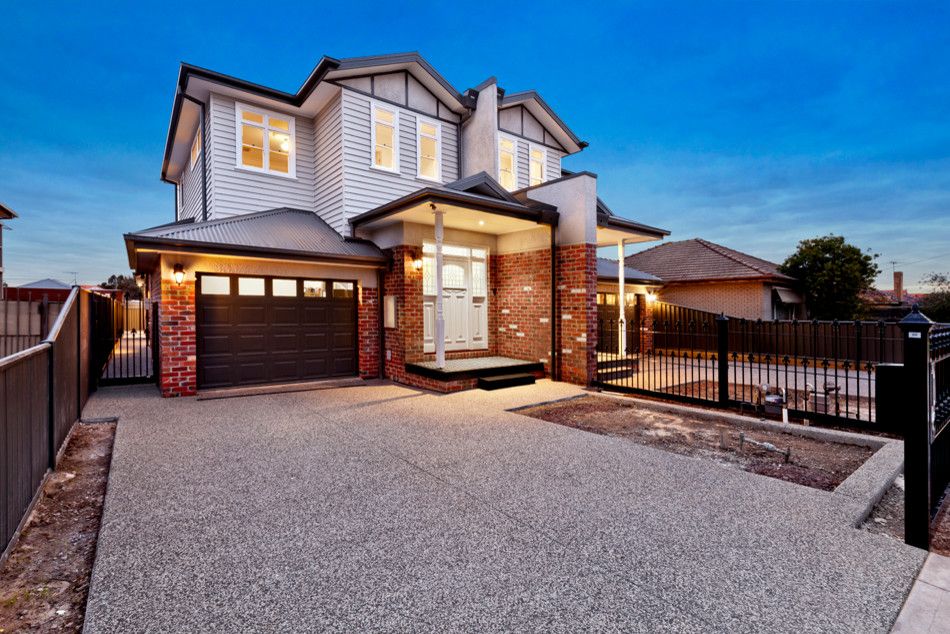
[
  {"xmin": 158, "ymin": 278, "xmax": 197, "ymax": 397},
  {"xmin": 358, "ymin": 285, "xmax": 380, "ymax": 379},
  {"xmin": 493, "ymin": 249, "xmax": 553, "ymax": 374},
  {"xmin": 557, "ymin": 243, "xmax": 598, "ymax": 385}
]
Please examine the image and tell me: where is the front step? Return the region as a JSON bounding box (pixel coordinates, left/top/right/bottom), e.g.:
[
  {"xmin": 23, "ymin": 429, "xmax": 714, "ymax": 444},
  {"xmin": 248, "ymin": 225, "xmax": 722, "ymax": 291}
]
[{"xmin": 477, "ymin": 373, "xmax": 536, "ymax": 391}]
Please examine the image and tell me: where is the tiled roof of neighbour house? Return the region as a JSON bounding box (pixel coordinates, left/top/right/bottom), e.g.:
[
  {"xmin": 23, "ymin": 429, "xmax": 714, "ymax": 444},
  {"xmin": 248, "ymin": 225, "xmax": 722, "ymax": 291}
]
[
  {"xmin": 0, "ymin": 202, "xmax": 17, "ymax": 219},
  {"xmin": 125, "ymin": 208, "xmax": 384, "ymax": 267},
  {"xmin": 624, "ymin": 238, "xmax": 796, "ymax": 284},
  {"xmin": 596, "ymin": 258, "xmax": 663, "ymax": 284}
]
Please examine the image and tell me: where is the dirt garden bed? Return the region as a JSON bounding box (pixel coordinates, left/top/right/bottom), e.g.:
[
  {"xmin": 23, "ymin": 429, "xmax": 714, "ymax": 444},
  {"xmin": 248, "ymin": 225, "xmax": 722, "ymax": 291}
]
[
  {"xmin": 0, "ymin": 421, "xmax": 116, "ymax": 633},
  {"xmin": 519, "ymin": 395, "xmax": 875, "ymax": 491},
  {"xmin": 862, "ymin": 478, "xmax": 950, "ymax": 556}
]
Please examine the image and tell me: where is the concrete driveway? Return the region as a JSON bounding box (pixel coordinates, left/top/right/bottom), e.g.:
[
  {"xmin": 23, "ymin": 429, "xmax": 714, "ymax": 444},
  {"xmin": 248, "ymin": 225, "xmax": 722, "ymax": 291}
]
[{"xmin": 83, "ymin": 380, "xmax": 923, "ymax": 632}]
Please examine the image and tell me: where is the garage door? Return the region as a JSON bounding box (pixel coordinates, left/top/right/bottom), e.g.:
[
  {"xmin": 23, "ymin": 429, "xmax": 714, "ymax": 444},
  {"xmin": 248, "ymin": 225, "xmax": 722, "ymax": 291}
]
[{"xmin": 196, "ymin": 274, "xmax": 358, "ymax": 389}]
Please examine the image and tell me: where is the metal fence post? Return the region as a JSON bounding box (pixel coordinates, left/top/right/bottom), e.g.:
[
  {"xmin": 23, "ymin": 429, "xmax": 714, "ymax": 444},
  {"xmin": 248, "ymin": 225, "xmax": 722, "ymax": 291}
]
[
  {"xmin": 717, "ymin": 314, "xmax": 729, "ymax": 405},
  {"xmin": 900, "ymin": 305, "xmax": 933, "ymax": 550}
]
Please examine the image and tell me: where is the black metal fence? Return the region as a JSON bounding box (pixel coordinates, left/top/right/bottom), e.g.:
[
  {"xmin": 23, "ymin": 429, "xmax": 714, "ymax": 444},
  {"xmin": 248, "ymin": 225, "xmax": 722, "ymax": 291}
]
[
  {"xmin": 595, "ymin": 307, "xmax": 902, "ymax": 430},
  {"xmin": 97, "ymin": 298, "xmax": 155, "ymax": 385},
  {"xmin": 0, "ymin": 288, "xmax": 120, "ymax": 559},
  {"xmin": 902, "ymin": 308, "xmax": 950, "ymax": 550}
]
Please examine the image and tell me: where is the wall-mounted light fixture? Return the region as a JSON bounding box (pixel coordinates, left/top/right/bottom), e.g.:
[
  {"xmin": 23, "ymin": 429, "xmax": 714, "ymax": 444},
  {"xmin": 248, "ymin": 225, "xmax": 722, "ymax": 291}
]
[
  {"xmin": 412, "ymin": 258, "xmax": 423, "ymax": 271},
  {"xmin": 135, "ymin": 274, "xmax": 145, "ymax": 288},
  {"xmin": 646, "ymin": 291, "xmax": 658, "ymax": 303},
  {"xmin": 173, "ymin": 263, "xmax": 185, "ymax": 285}
]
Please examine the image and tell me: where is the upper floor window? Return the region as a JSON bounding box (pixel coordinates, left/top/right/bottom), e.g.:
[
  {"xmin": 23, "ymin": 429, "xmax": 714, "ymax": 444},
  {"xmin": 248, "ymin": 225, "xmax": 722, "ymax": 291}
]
[
  {"xmin": 529, "ymin": 145, "xmax": 546, "ymax": 186},
  {"xmin": 371, "ymin": 103, "xmax": 399, "ymax": 172},
  {"xmin": 235, "ymin": 103, "xmax": 295, "ymax": 177},
  {"xmin": 190, "ymin": 128, "xmax": 202, "ymax": 170},
  {"xmin": 416, "ymin": 118, "xmax": 441, "ymax": 182},
  {"xmin": 498, "ymin": 135, "xmax": 517, "ymax": 190}
]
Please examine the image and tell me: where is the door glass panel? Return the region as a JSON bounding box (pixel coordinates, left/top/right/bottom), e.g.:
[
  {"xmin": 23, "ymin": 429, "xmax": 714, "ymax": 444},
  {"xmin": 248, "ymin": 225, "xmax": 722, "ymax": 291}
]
[
  {"xmin": 201, "ymin": 275, "xmax": 230, "ymax": 295},
  {"xmin": 238, "ymin": 277, "xmax": 265, "ymax": 296},
  {"xmin": 303, "ymin": 281, "xmax": 326, "ymax": 298},
  {"xmin": 472, "ymin": 261, "xmax": 486, "ymax": 297},
  {"xmin": 442, "ymin": 263, "xmax": 466, "ymax": 289},
  {"xmin": 332, "ymin": 281, "xmax": 354, "ymax": 298},
  {"xmin": 272, "ymin": 279, "xmax": 297, "ymax": 297}
]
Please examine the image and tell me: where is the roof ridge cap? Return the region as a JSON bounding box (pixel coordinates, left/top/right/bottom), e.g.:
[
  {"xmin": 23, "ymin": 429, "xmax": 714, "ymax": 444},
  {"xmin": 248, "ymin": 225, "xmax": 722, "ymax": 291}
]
[{"xmin": 696, "ymin": 238, "xmax": 775, "ymax": 276}]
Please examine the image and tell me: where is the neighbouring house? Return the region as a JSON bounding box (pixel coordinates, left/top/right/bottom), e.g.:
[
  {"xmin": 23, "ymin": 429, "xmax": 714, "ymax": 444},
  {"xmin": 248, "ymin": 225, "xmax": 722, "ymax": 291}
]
[
  {"xmin": 124, "ymin": 52, "xmax": 670, "ymax": 396},
  {"xmin": 0, "ymin": 202, "xmax": 16, "ymax": 293},
  {"xmin": 623, "ymin": 238, "xmax": 804, "ymax": 320},
  {"xmin": 4, "ymin": 278, "xmax": 73, "ymax": 302}
]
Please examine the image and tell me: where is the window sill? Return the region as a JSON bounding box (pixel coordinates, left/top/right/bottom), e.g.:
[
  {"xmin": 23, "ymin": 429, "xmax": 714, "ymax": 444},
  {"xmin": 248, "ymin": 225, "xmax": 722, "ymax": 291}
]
[
  {"xmin": 416, "ymin": 174, "xmax": 442, "ymax": 184},
  {"xmin": 369, "ymin": 164, "xmax": 401, "ymax": 176},
  {"xmin": 233, "ymin": 165, "xmax": 298, "ymax": 181}
]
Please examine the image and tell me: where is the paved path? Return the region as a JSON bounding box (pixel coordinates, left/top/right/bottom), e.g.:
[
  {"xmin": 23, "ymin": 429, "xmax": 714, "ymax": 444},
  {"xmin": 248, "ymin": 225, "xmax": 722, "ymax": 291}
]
[{"xmin": 83, "ymin": 381, "xmax": 925, "ymax": 632}]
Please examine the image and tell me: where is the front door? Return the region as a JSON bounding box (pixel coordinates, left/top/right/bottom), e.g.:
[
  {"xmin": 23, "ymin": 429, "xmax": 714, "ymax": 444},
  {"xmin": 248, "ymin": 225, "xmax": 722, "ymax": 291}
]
[{"xmin": 422, "ymin": 245, "xmax": 488, "ymax": 353}]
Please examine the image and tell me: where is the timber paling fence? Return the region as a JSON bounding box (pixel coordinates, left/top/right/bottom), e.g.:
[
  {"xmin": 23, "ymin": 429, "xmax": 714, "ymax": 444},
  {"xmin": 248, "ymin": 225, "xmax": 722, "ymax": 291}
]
[
  {"xmin": 596, "ymin": 302, "xmax": 902, "ymax": 430},
  {"xmin": 0, "ymin": 287, "xmax": 118, "ymax": 559}
]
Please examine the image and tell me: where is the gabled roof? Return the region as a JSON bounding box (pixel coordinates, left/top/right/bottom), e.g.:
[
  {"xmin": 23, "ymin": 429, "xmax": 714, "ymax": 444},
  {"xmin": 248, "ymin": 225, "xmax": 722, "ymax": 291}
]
[
  {"xmin": 444, "ymin": 172, "xmax": 521, "ymax": 204},
  {"xmin": 596, "ymin": 258, "xmax": 662, "ymax": 285},
  {"xmin": 125, "ymin": 208, "xmax": 384, "ymax": 270},
  {"xmin": 0, "ymin": 202, "xmax": 17, "ymax": 219},
  {"xmin": 625, "ymin": 238, "xmax": 795, "ymax": 284},
  {"xmin": 20, "ymin": 278, "xmax": 70, "ymax": 289},
  {"xmin": 499, "ymin": 90, "xmax": 586, "ymax": 154}
]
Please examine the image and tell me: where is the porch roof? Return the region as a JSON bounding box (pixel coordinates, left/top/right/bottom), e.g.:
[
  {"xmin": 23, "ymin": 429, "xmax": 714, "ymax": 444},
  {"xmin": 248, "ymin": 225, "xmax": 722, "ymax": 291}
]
[
  {"xmin": 596, "ymin": 258, "xmax": 663, "ymax": 285},
  {"xmin": 348, "ymin": 174, "xmax": 559, "ymax": 236}
]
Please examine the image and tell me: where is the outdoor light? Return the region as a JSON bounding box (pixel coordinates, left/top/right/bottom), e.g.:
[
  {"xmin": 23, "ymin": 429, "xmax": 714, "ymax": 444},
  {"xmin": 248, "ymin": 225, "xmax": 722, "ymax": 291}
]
[
  {"xmin": 135, "ymin": 275, "xmax": 145, "ymax": 288},
  {"xmin": 646, "ymin": 291, "xmax": 657, "ymax": 303},
  {"xmin": 478, "ymin": 220, "xmax": 485, "ymax": 226},
  {"xmin": 173, "ymin": 263, "xmax": 185, "ymax": 285},
  {"xmin": 412, "ymin": 258, "xmax": 423, "ymax": 271}
]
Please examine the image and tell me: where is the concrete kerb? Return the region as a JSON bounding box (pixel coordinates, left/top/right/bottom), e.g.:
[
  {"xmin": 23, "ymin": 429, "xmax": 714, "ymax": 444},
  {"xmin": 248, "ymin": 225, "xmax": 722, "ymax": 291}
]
[{"xmin": 516, "ymin": 389, "xmax": 904, "ymax": 529}]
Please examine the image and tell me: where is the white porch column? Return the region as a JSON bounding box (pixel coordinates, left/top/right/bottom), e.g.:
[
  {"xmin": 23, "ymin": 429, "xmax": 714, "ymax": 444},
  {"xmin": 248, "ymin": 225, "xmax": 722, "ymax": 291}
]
[
  {"xmin": 434, "ymin": 208, "xmax": 446, "ymax": 368},
  {"xmin": 618, "ymin": 239, "xmax": 626, "ymax": 356}
]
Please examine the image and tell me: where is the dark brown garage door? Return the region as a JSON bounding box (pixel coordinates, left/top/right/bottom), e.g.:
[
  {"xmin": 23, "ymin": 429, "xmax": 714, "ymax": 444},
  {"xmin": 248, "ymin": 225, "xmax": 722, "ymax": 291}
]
[{"xmin": 196, "ymin": 274, "xmax": 357, "ymax": 389}]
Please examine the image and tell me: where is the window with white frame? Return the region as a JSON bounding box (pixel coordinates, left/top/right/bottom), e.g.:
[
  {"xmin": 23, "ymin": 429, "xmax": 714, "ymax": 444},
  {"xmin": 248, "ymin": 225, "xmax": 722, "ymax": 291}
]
[
  {"xmin": 416, "ymin": 117, "xmax": 441, "ymax": 181},
  {"xmin": 498, "ymin": 135, "xmax": 517, "ymax": 190},
  {"xmin": 371, "ymin": 103, "xmax": 398, "ymax": 171},
  {"xmin": 235, "ymin": 103, "xmax": 295, "ymax": 177},
  {"xmin": 190, "ymin": 128, "xmax": 202, "ymax": 170},
  {"xmin": 529, "ymin": 144, "xmax": 546, "ymax": 186}
]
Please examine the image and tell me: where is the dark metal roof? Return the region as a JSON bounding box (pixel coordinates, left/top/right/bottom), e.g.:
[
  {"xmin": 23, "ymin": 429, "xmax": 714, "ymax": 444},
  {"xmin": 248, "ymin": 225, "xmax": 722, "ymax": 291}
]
[
  {"xmin": 126, "ymin": 208, "xmax": 384, "ymax": 269},
  {"xmin": 444, "ymin": 172, "xmax": 521, "ymax": 204},
  {"xmin": 348, "ymin": 185, "xmax": 558, "ymax": 231},
  {"xmin": 596, "ymin": 258, "xmax": 662, "ymax": 284}
]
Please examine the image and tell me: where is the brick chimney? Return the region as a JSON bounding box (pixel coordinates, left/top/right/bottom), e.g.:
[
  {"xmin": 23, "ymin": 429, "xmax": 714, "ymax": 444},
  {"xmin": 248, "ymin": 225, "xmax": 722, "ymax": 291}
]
[{"xmin": 893, "ymin": 271, "xmax": 904, "ymax": 304}]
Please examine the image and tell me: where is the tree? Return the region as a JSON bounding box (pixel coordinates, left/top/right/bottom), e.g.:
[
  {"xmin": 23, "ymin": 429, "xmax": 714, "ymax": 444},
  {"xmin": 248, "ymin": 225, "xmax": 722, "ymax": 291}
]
[
  {"xmin": 779, "ymin": 235, "xmax": 879, "ymax": 320},
  {"xmin": 99, "ymin": 273, "xmax": 142, "ymax": 300},
  {"xmin": 920, "ymin": 272, "xmax": 950, "ymax": 323}
]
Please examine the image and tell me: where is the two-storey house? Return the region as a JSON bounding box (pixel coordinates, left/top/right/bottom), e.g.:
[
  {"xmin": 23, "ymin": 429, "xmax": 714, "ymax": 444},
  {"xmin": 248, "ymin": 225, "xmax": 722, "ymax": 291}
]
[{"xmin": 125, "ymin": 53, "xmax": 669, "ymax": 396}]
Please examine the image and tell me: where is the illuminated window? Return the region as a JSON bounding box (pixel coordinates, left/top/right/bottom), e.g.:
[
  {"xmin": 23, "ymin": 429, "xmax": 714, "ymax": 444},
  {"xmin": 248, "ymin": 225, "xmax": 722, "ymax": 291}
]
[
  {"xmin": 190, "ymin": 128, "xmax": 201, "ymax": 169},
  {"xmin": 303, "ymin": 281, "xmax": 326, "ymax": 298},
  {"xmin": 417, "ymin": 118, "xmax": 441, "ymax": 181},
  {"xmin": 272, "ymin": 279, "xmax": 297, "ymax": 297},
  {"xmin": 236, "ymin": 103, "xmax": 295, "ymax": 176},
  {"xmin": 201, "ymin": 276, "xmax": 230, "ymax": 295},
  {"xmin": 238, "ymin": 277, "xmax": 265, "ymax": 296},
  {"xmin": 371, "ymin": 104, "xmax": 398, "ymax": 171},
  {"xmin": 498, "ymin": 136, "xmax": 517, "ymax": 190},
  {"xmin": 529, "ymin": 145, "xmax": 546, "ymax": 186},
  {"xmin": 332, "ymin": 281, "xmax": 354, "ymax": 298}
]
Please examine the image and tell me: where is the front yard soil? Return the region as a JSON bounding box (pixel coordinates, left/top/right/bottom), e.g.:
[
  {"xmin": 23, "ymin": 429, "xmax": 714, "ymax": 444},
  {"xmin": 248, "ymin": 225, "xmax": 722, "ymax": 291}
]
[
  {"xmin": 0, "ymin": 421, "xmax": 116, "ymax": 633},
  {"xmin": 863, "ymin": 478, "xmax": 950, "ymax": 556},
  {"xmin": 520, "ymin": 396, "xmax": 874, "ymax": 491}
]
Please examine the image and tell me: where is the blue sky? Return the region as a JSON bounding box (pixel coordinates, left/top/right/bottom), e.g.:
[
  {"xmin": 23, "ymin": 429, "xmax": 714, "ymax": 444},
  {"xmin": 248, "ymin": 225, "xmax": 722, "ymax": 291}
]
[{"xmin": 2, "ymin": 1, "xmax": 948, "ymax": 290}]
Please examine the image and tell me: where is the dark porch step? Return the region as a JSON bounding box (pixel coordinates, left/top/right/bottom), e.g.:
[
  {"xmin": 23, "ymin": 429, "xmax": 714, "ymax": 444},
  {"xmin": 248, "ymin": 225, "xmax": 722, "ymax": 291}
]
[
  {"xmin": 477, "ymin": 373, "xmax": 536, "ymax": 390},
  {"xmin": 598, "ymin": 357, "xmax": 640, "ymax": 371}
]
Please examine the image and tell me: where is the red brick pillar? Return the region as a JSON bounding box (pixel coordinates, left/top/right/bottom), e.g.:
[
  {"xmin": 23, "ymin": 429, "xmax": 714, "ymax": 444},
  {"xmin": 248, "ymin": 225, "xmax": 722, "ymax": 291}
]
[
  {"xmin": 382, "ymin": 246, "xmax": 425, "ymax": 384},
  {"xmin": 557, "ymin": 243, "xmax": 598, "ymax": 385},
  {"xmin": 358, "ymin": 285, "xmax": 380, "ymax": 379},
  {"xmin": 637, "ymin": 294, "xmax": 655, "ymax": 352},
  {"xmin": 158, "ymin": 276, "xmax": 196, "ymax": 397}
]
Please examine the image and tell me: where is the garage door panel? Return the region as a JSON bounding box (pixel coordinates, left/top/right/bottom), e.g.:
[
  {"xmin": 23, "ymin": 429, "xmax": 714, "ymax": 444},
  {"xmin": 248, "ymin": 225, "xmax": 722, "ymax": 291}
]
[{"xmin": 197, "ymin": 274, "xmax": 358, "ymax": 389}]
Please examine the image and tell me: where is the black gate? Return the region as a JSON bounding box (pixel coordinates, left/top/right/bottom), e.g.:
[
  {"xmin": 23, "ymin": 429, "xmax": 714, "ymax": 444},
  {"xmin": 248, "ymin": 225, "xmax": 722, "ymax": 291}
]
[{"xmin": 96, "ymin": 297, "xmax": 156, "ymax": 385}]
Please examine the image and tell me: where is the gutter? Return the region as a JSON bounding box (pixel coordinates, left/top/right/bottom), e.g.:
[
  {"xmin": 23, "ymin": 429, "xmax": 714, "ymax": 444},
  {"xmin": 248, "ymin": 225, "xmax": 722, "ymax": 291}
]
[{"xmin": 181, "ymin": 94, "xmax": 208, "ymax": 222}]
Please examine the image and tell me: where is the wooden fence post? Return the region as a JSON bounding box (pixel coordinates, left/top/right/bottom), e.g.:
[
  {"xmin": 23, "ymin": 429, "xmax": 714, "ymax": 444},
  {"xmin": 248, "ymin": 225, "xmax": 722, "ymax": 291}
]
[
  {"xmin": 901, "ymin": 305, "xmax": 933, "ymax": 550},
  {"xmin": 717, "ymin": 314, "xmax": 729, "ymax": 405}
]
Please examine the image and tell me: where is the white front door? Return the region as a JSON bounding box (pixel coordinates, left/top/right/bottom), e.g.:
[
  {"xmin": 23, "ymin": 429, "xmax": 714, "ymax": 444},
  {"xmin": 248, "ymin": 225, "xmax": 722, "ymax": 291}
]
[{"xmin": 422, "ymin": 246, "xmax": 489, "ymax": 353}]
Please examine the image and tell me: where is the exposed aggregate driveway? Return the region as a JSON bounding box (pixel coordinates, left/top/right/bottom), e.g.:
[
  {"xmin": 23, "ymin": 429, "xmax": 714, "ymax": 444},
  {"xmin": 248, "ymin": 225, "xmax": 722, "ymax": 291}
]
[{"xmin": 82, "ymin": 381, "xmax": 924, "ymax": 633}]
